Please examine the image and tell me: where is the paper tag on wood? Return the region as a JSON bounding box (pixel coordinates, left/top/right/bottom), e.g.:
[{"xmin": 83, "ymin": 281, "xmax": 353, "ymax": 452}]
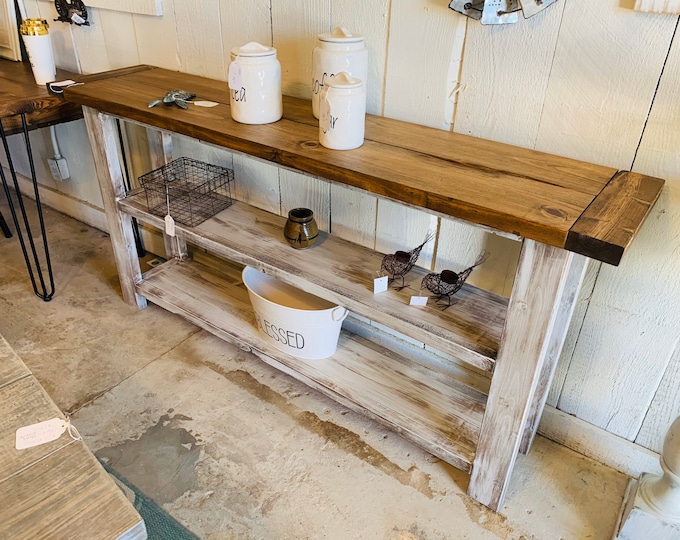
[
  {"xmin": 16, "ymin": 417, "xmax": 67, "ymax": 450},
  {"xmin": 193, "ymin": 100, "xmax": 220, "ymax": 108},
  {"xmin": 409, "ymin": 296, "xmax": 429, "ymax": 306},
  {"xmin": 165, "ymin": 214, "xmax": 176, "ymax": 237},
  {"xmin": 228, "ymin": 61, "xmax": 242, "ymax": 90},
  {"xmin": 374, "ymin": 276, "xmax": 388, "ymax": 294}
]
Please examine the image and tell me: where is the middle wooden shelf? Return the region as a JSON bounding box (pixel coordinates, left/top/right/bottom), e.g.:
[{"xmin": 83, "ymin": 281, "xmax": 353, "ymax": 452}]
[{"xmin": 119, "ymin": 191, "xmax": 509, "ymax": 372}]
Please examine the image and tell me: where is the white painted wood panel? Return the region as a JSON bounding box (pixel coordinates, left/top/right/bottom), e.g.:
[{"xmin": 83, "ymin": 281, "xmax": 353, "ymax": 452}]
[
  {"xmin": 558, "ymin": 303, "xmax": 677, "ymax": 440},
  {"xmin": 329, "ymin": 183, "xmax": 377, "ymax": 249},
  {"xmin": 271, "ymin": 0, "xmax": 330, "ymax": 99},
  {"xmin": 279, "ymin": 170, "xmax": 330, "ymax": 232},
  {"xmin": 0, "ymin": 0, "xmax": 21, "ymax": 60},
  {"xmin": 374, "ymin": 200, "xmax": 437, "ymax": 272},
  {"xmin": 86, "ymin": 0, "xmax": 162, "ymax": 16},
  {"xmin": 546, "ymin": 260, "xmax": 601, "ymax": 407},
  {"xmin": 383, "ymin": 1, "xmax": 466, "ymax": 129},
  {"xmin": 636, "ymin": 341, "xmax": 680, "ymax": 452},
  {"xmin": 219, "ymin": 0, "xmax": 272, "ymax": 54},
  {"xmin": 231, "ymin": 154, "xmax": 281, "ymax": 215},
  {"xmin": 35, "ymin": 0, "xmax": 80, "ymax": 72},
  {"xmin": 634, "ymin": 0, "xmax": 680, "ymax": 13},
  {"xmin": 67, "ymin": 6, "xmax": 111, "ymax": 74},
  {"xmin": 174, "ymin": 0, "xmax": 225, "ymax": 80},
  {"xmin": 99, "ymin": 10, "xmax": 139, "ymax": 69},
  {"xmin": 626, "ymin": 29, "xmax": 680, "ymax": 453},
  {"xmin": 454, "ymin": 3, "xmax": 564, "ymax": 147},
  {"xmin": 534, "ymin": 0, "xmax": 676, "ymax": 168},
  {"xmin": 436, "ymin": 218, "xmax": 520, "ymax": 297},
  {"xmin": 331, "ymin": 0, "xmax": 389, "ymax": 115},
  {"xmin": 132, "ymin": 0, "xmax": 181, "ymax": 71}
]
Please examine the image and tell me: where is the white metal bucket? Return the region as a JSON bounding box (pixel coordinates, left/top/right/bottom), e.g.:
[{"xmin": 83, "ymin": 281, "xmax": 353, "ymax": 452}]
[{"xmin": 242, "ymin": 266, "xmax": 348, "ymax": 360}]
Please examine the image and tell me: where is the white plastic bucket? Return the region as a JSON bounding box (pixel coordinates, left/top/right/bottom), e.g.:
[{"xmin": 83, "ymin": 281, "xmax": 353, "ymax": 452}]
[{"xmin": 242, "ymin": 267, "xmax": 348, "ymax": 360}]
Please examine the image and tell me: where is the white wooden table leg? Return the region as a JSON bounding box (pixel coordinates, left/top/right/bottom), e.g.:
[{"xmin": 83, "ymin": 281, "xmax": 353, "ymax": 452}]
[
  {"xmin": 146, "ymin": 127, "xmax": 188, "ymax": 260},
  {"xmin": 519, "ymin": 252, "xmax": 587, "ymax": 454},
  {"xmin": 468, "ymin": 239, "xmax": 578, "ymax": 511},
  {"xmin": 82, "ymin": 106, "xmax": 146, "ymax": 309}
]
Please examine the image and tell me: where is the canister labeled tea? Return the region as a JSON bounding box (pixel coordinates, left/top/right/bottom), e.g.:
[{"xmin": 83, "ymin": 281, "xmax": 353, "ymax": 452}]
[
  {"xmin": 228, "ymin": 42, "xmax": 282, "ymax": 125},
  {"xmin": 19, "ymin": 19, "xmax": 56, "ymax": 86},
  {"xmin": 311, "ymin": 27, "xmax": 367, "ymax": 119},
  {"xmin": 319, "ymin": 72, "xmax": 365, "ymax": 151}
]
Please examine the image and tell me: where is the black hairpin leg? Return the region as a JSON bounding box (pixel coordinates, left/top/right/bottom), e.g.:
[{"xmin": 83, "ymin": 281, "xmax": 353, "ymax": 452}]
[
  {"xmin": 0, "ymin": 209, "xmax": 11, "ymax": 238},
  {"xmin": 0, "ymin": 114, "xmax": 55, "ymax": 301}
]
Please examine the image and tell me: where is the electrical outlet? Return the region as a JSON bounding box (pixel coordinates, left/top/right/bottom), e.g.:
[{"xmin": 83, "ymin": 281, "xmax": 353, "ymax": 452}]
[{"xmin": 47, "ymin": 157, "xmax": 70, "ymax": 181}]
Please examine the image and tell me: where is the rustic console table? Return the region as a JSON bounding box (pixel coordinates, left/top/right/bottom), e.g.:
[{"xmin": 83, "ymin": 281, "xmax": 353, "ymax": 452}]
[{"xmin": 65, "ymin": 65, "xmax": 664, "ymax": 511}]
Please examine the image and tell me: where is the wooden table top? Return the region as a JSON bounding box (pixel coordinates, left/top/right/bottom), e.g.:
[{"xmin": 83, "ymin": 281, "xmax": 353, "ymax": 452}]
[
  {"xmin": 0, "ymin": 335, "xmax": 145, "ymax": 539},
  {"xmin": 64, "ymin": 65, "xmax": 664, "ymax": 265},
  {"xmin": 0, "ymin": 59, "xmax": 84, "ymax": 134}
]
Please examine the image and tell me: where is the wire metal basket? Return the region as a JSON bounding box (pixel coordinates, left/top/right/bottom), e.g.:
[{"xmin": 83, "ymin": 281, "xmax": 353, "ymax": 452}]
[{"xmin": 139, "ymin": 157, "xmax": 234, "ymax": 227}]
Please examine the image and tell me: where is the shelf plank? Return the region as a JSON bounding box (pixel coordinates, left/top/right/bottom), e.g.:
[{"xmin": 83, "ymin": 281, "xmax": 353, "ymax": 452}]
[
  {"xmin": 136, "ymin": 258, "xmax": 487, "ymax": 471},
  {"xmin": 120, "ymin": 193, "xmax": 507, "ymax": 371},
  {"xmin": 65, "ymin": 65, "xmax": 664, "ymax": 262}
]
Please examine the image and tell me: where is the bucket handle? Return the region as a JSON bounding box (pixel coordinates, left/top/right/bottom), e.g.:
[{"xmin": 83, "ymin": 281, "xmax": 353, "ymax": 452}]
[{"xmin": 332, "ymin": 306, "xmax": 349, "ymax": 322}]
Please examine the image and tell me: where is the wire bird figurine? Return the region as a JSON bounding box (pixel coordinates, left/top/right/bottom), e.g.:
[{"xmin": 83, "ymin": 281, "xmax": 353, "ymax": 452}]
[
  {"xmin": 380, "ymin": 231, "xmax": 435, "ymax": 290},
  {"xmin": 421, "ymin": 250, "xmax": 489, "ymax": 309}
]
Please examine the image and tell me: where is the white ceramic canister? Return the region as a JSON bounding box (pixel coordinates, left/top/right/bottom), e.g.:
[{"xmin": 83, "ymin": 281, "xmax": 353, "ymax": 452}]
[
  {"xmin": 311, "ymin": 27, "xmax": 367, "ymax": 119},
  {"xmin": 319, "ymin": 72, "xmax": 366, "ymax": 151},
  {"xmin": 19, "ymin": 19, "xmax": 56, "ymax": 86},
  {"xmin": 228, "ymin": 42, "xmax": 282, "ymax": 124}
]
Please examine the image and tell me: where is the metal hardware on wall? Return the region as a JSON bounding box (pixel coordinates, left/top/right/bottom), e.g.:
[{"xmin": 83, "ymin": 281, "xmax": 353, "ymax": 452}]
[
  {"xmin": 482, "ymin": 0, "xmax": 520, "ymax": 25},
  {"xmin": 54, "ymin": 0, "xmax": 89, "ymax": 26},
  {"xmin": 449, "ymin": 0, "xmax": 559, "ymax": 23},
  {"xmin": 519, "ymin": 0, "xmax": 560, "ymax": 18}
]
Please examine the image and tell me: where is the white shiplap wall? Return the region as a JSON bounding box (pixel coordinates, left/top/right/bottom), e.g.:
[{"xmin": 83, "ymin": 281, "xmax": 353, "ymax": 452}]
[{"xmin": 12, "ymin": 0, "xmax": 680, "ymax": 467}]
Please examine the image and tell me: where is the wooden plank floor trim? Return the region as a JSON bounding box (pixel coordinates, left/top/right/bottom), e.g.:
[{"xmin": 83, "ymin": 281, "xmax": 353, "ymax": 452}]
[
  {"xmin": 566, "ymin": 171, "xmax": 665, "ymax": 266},
  {"xmin": 136, "ymin": 258, "xmax": 486, "ymax": 470},
  {"xmin": 120, "ymin": 194, "xmax": 506, "ymax": 370}
]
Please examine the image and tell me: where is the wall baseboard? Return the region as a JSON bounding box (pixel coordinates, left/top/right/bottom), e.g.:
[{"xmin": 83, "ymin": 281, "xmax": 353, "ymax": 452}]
[{"xmin": 537, "ymin": 406, "xmax": 661, "ymax": 478}]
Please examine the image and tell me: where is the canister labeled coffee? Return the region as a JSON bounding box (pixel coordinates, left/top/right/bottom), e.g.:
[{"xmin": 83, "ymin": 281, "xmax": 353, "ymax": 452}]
[{"xmin": 312, "ymin": 27, "xmax": 367, "ymax": 119}]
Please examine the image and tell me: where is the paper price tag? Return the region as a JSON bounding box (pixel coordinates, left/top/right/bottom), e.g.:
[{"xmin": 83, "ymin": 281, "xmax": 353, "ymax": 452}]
[
  {"xmin": 409, "ymin": 296, "xmax": 429, "ymax": 306},
  {"xmin": 193, "ymin": 100, "xmax": 219, "ymax": 108},
  {"xmin": 320, "ymin": 100, "xmax": 331, "ymax": 132},
  {"xmin": 165, "ymin": 214, "xmax": 176, "ymax": 237},
  {"xmin": 71, "ymin": 13, "xmax": 86, "ymax": 25},
  {"xmin": 374, "ymin": 276, "xmax": 388, "ymax": 294},
  {"xmin": 16, "ymin": 418, "xmax": 67, "ymax": 450},
  {"xmin": 228, "ymin": 61, "xmax": 242, "ymax": 90}
]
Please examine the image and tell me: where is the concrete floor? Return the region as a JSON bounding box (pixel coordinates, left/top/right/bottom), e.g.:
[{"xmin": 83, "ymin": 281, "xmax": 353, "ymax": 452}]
[{"xmin": 0, "ymin": 199, "xmax": 630, "ymax": 540}]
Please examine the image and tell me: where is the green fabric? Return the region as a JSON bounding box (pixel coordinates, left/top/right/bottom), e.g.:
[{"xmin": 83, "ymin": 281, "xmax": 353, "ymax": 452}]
[{"xmin": 100, "ymin": 461, "xmax": 200, "ymax": 540}]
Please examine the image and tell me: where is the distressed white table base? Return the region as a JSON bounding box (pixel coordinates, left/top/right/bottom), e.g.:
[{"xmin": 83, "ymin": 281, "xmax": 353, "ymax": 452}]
[{"xmin": 82, "ymin": 105, "xmax": 590, "ymax": 512}]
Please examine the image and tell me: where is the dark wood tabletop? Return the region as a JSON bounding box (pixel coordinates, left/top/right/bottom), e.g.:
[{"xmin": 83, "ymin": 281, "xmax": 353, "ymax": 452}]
[
  {"xmin": 0, "ymin": 59, "xmax": 84, "ymax": 135},
  {"xmin": 63, "ymin": 65, "xmax": 664, "ymax": 265}
]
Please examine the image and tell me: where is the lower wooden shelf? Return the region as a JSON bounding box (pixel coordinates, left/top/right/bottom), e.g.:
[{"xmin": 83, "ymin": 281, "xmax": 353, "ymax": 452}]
[{"xmin": 137, "ymin": 257, "xmax": 488, "ymax": 472}]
